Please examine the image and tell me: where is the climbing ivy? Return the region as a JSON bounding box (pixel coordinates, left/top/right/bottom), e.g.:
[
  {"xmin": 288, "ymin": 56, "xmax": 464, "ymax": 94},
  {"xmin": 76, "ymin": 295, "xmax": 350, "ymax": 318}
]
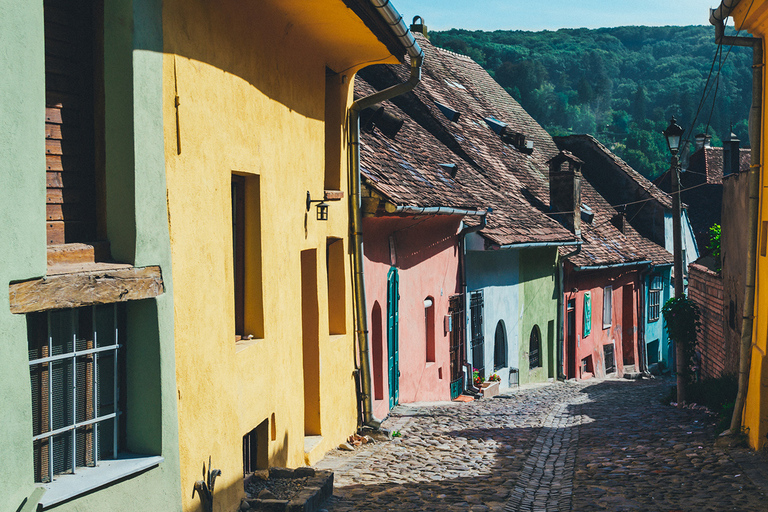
[
  {"xmin": 708, "ymin": 223, "xmax": 721, "ymax": 273},
  {"xmin": 662, "ymin": 296, "xmax": 701, "ymax": 385}
]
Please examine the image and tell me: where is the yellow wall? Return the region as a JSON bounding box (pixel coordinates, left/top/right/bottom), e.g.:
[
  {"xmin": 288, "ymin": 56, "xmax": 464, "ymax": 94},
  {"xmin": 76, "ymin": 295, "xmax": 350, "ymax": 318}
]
[
  {"xmin": 161, "ymin": 1, "xmax": 401, "ymax": 510},
  {"xmin": 732, "ymin": 0, "xmax": 768, "ymax": 450}
]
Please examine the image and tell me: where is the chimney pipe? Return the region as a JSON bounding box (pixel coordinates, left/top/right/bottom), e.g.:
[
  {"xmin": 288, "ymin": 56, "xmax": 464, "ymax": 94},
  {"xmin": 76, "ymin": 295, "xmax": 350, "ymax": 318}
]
[
  {"xmin": 695, "ymin": 133, "xmax": 706, "ymax": 151},
  {"xmin": 723, "ymin": 132, "xmax": 741, "ymax": 176},
  {"xmin": 547, "ymin": 151, "xmax": 583, "ymax": 237}
]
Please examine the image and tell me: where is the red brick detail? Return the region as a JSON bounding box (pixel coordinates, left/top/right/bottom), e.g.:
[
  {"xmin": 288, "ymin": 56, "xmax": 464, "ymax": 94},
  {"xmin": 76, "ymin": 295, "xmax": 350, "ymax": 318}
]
[{"xmin": 688, "ymin": 264, "xmax": 725, "ymax": 379}]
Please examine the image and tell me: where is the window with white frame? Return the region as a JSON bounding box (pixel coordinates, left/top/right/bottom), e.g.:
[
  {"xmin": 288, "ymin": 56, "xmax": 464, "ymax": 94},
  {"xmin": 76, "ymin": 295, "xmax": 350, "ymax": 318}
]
[
  {"xmin": 648, "ymin": 275, "xmax": 662, "ymax": 322},
  {"xmin": 602, "ymin": 286, "xmax": 612, "ymax": 329},
  {"xmin": 28, "ymin": 304, "xmax": 124, "ymax": 483}
]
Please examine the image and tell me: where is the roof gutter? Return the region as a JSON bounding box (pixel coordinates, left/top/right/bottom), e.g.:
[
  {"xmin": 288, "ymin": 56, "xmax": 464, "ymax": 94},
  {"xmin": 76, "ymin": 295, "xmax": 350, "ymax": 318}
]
[
  {"xmin": 710, "ymin": 1, "xmax": 763, "ymax": 438},
  {"xmin": 493, "ymin": 240, "xmax": 582, "ymax": 250},
  {"xmin": 573, "ymin": 260, "xmax": 652, "ymax": 272},
  {"xmin": 349, "ymin": 5, "xmax": 423, "ymax": 429},
  {"xmin": 391, "ymin": 205, "xmax": 486, "ymax": 216},
  {"xmin": 710, "ymin": 0, "xmax": 741, "ymax": 25}
]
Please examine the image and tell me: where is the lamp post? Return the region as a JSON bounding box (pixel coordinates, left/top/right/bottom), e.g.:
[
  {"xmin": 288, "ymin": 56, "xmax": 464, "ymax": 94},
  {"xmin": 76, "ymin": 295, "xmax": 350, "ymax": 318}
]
[
  {"xmin": 663, "ymin": 116, "xmax": 686, "ymax": 406},
  {"xmin": 663, "ymin": 117, "xmax": 685, "ymax": 299}
]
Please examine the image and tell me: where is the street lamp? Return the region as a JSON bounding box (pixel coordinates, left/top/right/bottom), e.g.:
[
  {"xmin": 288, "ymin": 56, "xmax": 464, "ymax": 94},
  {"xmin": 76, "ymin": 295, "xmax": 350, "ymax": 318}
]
[
  {"xmin": 663, "ymin": 116, "xmax": 684, "ymax": 155},
  {"xmin": 663, "ymin": 117, "xmax": 685, "ymax": 299}
]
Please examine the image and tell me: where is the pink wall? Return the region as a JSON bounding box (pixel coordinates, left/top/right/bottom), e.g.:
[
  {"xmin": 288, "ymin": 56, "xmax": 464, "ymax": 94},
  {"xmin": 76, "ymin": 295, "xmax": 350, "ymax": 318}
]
[
  {"xmin": 363, "ymin": 215, "xmax": 462, "ymax": 418},
  {"xmin": 562, "ymin": 266, "xmax": 641, "ymax": 379}
]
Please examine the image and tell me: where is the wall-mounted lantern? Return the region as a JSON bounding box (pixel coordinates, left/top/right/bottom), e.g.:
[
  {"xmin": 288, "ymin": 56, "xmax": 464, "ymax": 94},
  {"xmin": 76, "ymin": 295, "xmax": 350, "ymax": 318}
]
[{"xmin": 306, "ymin": 191, "xmax": 329, "ymax": 221}]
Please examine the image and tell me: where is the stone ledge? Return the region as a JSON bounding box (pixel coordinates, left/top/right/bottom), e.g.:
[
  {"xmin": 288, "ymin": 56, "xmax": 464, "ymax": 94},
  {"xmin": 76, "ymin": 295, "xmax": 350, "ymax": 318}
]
[{"xmin": 241, "ymin": 468, "xmax": 333, "ymax": 512}]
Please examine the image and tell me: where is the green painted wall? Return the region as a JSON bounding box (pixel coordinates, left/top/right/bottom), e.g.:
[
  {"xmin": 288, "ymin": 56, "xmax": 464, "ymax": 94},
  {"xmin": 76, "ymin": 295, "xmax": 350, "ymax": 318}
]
[
  {"xmin": 0, "ymin": 1, "xmax": 47, "ymax": 508},
  {"xmin": 518, "ymin": 248, "xmax": 559, "ymax": 384},
  {"xmin": 0, "ymin": 0, "xmax": 181, "ymax": 510}
]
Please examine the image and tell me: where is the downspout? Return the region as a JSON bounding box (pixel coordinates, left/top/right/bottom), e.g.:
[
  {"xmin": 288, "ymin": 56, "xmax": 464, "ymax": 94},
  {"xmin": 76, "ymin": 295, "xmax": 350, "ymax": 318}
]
[
  {"xmin": 458, "ymin": 213, "xmax": 489, "ymax": 394},
  {"xmin": 638, "ymin": 265, "xmax": 652, "ymax": 375},
  {"xmin": 711, "ymin": 5, "xmax": 762, "ymax": 435},
  {"xmin": 557, "ymin": 242, "xmax": 582, "ymax": 380},
  {"xmin": 350, "ymin": 6, "xmax": 423, "ymax": 428}
]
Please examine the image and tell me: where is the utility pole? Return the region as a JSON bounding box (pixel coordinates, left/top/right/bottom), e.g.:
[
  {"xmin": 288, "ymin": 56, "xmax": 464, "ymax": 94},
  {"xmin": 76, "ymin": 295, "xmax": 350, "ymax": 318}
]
[{"xmin": 664, "ymin": 117, "xmax": 686, "ymax": 405}]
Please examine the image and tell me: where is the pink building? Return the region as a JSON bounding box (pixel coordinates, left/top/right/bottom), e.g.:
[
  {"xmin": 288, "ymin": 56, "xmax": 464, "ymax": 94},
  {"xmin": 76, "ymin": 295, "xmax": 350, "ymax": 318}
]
[
  {"xmin": 364, "ymin": 215, "xmax": 464, "ymax": 419},
  {"xmin": 562, "ymin": 267, "xmax": 642, "ymax": 379}
]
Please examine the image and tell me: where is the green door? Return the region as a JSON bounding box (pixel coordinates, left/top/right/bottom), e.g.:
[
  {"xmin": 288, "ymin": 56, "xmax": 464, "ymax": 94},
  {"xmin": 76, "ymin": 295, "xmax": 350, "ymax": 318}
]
[{"xmin": 387, "ymin": 267, "xmax": 400, "ymax": 408}]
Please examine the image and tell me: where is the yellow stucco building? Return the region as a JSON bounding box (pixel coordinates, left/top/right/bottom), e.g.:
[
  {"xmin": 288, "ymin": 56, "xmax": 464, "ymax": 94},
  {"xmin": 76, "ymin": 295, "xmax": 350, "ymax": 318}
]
[
  {"xmin": 161, "ymin": 1, "xmax": 415, "ymax": 509},
  {"xmin": 717, "ymin": 0, "xmax": 768, "ymax": 449}
]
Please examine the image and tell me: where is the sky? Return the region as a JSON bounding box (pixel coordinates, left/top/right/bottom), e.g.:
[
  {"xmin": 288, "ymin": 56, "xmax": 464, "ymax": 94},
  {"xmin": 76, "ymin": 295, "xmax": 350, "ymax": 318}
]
[{"xmin": 392, "ymin": 0, "xmax": 718, "ymax": 32}]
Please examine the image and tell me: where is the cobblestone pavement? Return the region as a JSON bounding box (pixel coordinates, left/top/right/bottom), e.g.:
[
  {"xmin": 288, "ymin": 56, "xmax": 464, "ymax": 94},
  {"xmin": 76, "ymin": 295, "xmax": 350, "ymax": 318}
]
[{"xmin": 315, "ymin": 377, "xmax": 768, "ymax": 511}]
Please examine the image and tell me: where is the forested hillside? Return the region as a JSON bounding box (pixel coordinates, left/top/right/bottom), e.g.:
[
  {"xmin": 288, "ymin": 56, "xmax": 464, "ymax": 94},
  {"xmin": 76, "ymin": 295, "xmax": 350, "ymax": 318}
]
[{"xmin": 430, "ymin": 26, "xmax": 752, "ymax": 179}]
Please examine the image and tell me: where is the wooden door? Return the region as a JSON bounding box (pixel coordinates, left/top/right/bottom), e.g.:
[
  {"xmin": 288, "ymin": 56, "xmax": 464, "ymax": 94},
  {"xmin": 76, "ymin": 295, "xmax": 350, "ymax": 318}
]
[{"xmin": 387, "ymin": 267, "xmax": 399, "ymax": 408}]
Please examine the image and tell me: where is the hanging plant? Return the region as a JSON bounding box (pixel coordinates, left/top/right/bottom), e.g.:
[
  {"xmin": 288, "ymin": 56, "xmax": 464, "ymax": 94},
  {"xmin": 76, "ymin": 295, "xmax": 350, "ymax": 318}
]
[{"xmin": 662, "ymin": 296, "xmax": 701, "ymax": 384}]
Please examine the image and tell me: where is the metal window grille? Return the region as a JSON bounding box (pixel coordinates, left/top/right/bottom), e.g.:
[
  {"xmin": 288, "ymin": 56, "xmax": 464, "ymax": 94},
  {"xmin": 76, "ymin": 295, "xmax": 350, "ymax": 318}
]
[
  {"xmin": 469, "ymin": 291, "xmax": 484, "ymax": 377},
  {"xmin": 648, "ymin": 289, "xmax": 661, "ymax": 322},
  {"xmin": 28, "ymin": 304, "xmax": 123, "ymax": 483}
]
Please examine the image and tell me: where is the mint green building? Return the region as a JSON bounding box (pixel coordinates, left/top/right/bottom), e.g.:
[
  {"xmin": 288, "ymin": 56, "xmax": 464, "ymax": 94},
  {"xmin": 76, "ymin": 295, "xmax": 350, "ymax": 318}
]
[
  {"xmin": 465, "ymin": 241, "xmax": 563, "ymax": 387},
  {"xmin": 1, "ymin": 1, "xmax": 181, "ymax": 510}
]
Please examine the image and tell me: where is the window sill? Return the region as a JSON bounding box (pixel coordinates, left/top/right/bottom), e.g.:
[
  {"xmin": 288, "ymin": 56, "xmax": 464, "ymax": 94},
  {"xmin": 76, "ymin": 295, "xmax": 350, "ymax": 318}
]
[
  {"xmin": 39, "ymin": 454, "xmax": 163, "ymax": 509},
  {"xmin": 236, "ymin": 336, "xmax": 264, "ymax": 353}
]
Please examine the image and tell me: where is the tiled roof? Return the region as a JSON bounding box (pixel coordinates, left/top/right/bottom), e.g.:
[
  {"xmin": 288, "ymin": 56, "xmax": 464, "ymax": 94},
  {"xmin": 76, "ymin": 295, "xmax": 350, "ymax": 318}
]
[
  {"xmin": 356, "ymin": 33, "xmax": 671, "ymax": 265},
  {"xmin": 688, "ymin": 146, "xmax": 751, "ymax": 185},
  {"xmin": 555, "ymin": 134, "xmax": 673, "ymax": 209}
]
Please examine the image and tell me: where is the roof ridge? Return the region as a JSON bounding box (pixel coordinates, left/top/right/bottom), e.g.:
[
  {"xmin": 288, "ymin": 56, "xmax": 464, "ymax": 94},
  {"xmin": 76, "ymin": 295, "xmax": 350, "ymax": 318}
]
[{"xmin": 434, "ymin": 46, "xmax": 474, "ymax": 61}]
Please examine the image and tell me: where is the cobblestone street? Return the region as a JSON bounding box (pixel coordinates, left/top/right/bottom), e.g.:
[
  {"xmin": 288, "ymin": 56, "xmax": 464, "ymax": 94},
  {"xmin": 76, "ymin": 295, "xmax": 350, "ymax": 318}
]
[{"xmin": 315, "ymin": 378, "xmax": 768, "ymax": 511}]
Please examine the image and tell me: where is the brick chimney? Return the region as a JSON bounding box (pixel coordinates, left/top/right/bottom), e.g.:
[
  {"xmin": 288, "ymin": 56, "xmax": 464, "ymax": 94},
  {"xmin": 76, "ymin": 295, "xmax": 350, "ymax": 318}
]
[
  {"xmin": 723, "ymin": 132, "xmax": 740, "ymax": 176},
  {"xmin": 547, "ymin": 150, "xmax": 583, "ymax": 237}
]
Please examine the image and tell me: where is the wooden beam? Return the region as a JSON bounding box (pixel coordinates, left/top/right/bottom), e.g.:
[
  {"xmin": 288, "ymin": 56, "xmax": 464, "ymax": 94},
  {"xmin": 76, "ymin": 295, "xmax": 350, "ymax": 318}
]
[{"xmin": 9, "ymin": 266, "xmax": 164, "ymax": 314}]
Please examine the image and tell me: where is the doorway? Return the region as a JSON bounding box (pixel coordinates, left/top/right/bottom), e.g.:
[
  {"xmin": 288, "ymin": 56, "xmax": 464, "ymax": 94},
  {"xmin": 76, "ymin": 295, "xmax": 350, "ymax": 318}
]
[
  {"xmin": 622, "ymin": 284, "xmax": 635, "ymax": 367},
  {"xmin": 566, "ymin": 298, "xmax": 576, "ymax": 379},
  {"xmin": 387, "ymin": 267, "xmax": 400, "ymax": 408}
]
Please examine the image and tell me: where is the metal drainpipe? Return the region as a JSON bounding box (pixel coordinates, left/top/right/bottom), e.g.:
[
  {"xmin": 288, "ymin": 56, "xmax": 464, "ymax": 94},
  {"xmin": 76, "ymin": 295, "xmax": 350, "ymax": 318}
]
[
  {"xmin": 557, "ymin": 242, "xmax": 582, "ymax": 380},
  {"xmin": 710, "ymin": 7, "xmax": 763, "ymax": 435},
  {"xmin": 349, "ymin": 7, "xmax": 423, "ymax": 428},
  {"xmin": 458, "ymin": 214, "xmax": 488, "ymax": 393}
]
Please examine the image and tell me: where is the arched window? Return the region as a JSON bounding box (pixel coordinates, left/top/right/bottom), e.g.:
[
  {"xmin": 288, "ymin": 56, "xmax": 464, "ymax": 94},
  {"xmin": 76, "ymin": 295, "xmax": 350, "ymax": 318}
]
[
  {"xmin": 529, "ymin": 325, "xmax": 541, "ymax": 369},
  {"xmin": 494, "ymin": 320, "xmax": 507, "ymax": 370}
]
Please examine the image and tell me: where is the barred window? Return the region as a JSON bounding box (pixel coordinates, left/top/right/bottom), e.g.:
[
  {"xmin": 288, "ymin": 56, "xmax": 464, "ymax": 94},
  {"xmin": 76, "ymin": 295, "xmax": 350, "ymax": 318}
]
[
  {"xmin": 648, "ymin": 290, "xmax": 661, "ymax": 322},
  {"xmin": 28, "ymin": 304, "xmax": 125, "ymax": 483},
  {"xmin": 648, "ymin": 275, "xmax": 662, "ymax": 322}
]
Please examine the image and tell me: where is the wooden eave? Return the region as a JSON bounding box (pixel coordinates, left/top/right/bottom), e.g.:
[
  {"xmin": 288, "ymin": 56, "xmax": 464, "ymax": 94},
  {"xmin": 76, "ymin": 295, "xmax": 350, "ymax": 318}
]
[
  {"xmin": 9, "ymin": 265, "xmax": 164, "ymax": 314},
  {"xmin": 341, "ymin": 0, "xmax": 407, "ymax": 63}
]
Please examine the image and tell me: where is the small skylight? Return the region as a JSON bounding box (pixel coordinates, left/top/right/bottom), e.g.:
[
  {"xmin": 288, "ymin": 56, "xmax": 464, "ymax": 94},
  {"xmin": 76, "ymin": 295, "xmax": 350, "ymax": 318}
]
[
  {"xmin": 438, "ymin": 163, "xmax": 458, "ymax": 178},
  {"xmin": 434, "ymin": 101, "xmax": 461, "ymax": 122},
  {"xmin": 444, "ymin": 79, "xmax": 466, "ymax": 90},
  {"xmin": 483, "ymin": 116, "xmax": 507, "ymax": 134}
]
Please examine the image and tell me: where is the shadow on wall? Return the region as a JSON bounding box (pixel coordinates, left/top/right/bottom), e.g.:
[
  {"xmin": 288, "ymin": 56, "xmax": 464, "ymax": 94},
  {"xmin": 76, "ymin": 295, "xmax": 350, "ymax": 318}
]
[
  {"xmin": 188, "ymin": 431, "xmax": 290, "ymax": 512},
  {"xmin": 364, "ymin": 216, "xmax": 460, "ymax": 271},
  {"xmin": 159, "ymin": 0, "xmax": 324, "ymax": 121}
]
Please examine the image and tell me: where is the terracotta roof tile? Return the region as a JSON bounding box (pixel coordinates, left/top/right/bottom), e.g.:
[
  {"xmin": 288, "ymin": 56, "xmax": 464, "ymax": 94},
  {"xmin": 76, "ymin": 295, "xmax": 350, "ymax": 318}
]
[{"xmin": 356, "ymin": 34, "xmax": 671, "ymax": 264}]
